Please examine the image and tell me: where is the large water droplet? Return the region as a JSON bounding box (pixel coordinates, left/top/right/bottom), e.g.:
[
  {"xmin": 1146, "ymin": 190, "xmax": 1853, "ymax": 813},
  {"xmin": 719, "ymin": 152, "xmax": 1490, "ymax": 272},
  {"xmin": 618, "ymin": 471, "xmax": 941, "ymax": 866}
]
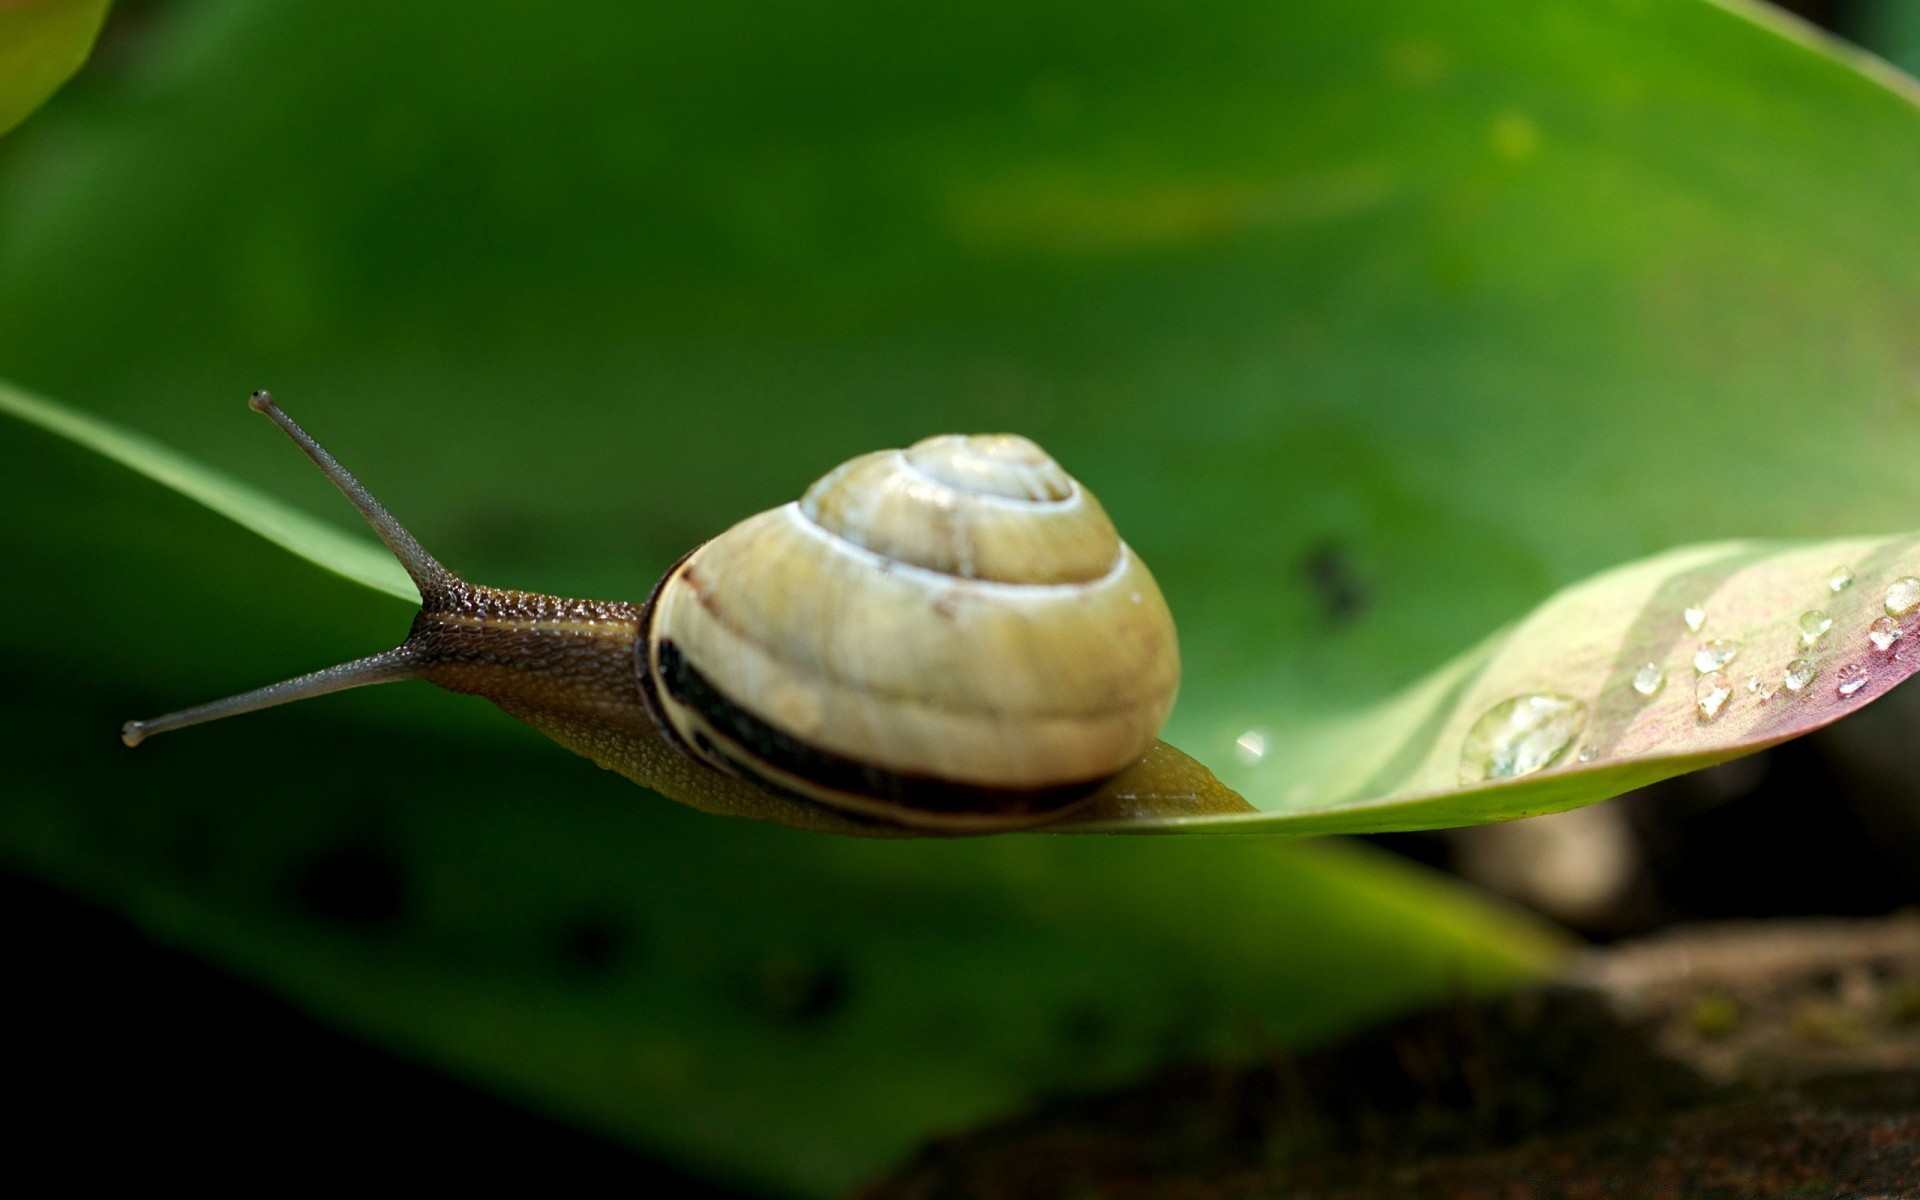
[
  {"xmin": 1783, "ymin": 657, "xmax": 1818, "ymax": 693},
  {"xmin": 1233, "ymin": 729, "xmax": 1269, "ymax": 764},
  {"xmin": 1693, "ymin": 639, "xmax": 1740, "ymax": 674},
  {"xmin": 1870, "ymin": 616, "xmax": 1903, "ymax": 653},
  {"xmin": 1576, "ymin": 745, "xmax": 1596, "ymax": 763},
  {"xmin": 1798, "ymin": 610, "xmax": 1833, "ymax": 647},
  {"xmin": 1887, "ymin": 577, "xmax": 1920, "ymax": 617},
  {"xmin": 1695, "ymin": 672, "xmax": 1732, "ymax": 722},
  {"xmin": 1831, "ymin": 566, "xmax": 1855, "ymax": 593},
  {"xmin": 1837, "ymin": 663, "xmax": 1870, "ymax": 697},
  {"xmin": 1631, "ymin": 662, "xmax": 1665, "ymax": 697},
  {"xmin": 1683, "ymin": 605, "xmax": 1707, "ymax": 632},
  {"xmin": 1459, "ymin": 694, "xmax": 1589, "ymax": 783}
]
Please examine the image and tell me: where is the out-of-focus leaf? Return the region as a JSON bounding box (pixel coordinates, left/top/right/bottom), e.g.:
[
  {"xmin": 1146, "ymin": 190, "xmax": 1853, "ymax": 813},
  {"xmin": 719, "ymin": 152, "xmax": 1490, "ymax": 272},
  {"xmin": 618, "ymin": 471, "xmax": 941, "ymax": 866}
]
[
  {"xmin": 1850, "ymin": 0, "xmax": 1920, "ymax": 76},
  {"xmin": 0, "ymin": 417, "xmax": 1559, "ymax": 1194},
  {"xmin": 4, "ymin": 0, "xmax": 1920, "ymax": 1190},
  {"xmin": 0, "ymin": 0, "xmax": 109, "ymax": 138}
]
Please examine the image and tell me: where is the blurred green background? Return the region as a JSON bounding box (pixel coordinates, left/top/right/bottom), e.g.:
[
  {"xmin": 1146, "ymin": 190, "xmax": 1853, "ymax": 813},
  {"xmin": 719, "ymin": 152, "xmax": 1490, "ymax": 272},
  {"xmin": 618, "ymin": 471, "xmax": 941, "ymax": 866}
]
[{"xmin": 4, "ymin": 0, "xmax": 1920, "ymax": 1193}]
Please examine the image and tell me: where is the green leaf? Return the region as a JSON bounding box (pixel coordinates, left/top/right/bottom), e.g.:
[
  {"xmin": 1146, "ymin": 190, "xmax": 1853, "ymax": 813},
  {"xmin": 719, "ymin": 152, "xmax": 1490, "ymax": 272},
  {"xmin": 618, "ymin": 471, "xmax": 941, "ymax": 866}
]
[{"xmin": 0, "ymin": 0, "xmax": 110, "ymax": 138}]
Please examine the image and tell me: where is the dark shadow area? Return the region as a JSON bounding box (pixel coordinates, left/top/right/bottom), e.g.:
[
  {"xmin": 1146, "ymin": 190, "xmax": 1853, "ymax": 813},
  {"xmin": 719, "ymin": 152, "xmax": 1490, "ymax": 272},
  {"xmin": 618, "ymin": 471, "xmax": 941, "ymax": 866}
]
[
  {"xmin": 0, "ymin": 870, "xmax": 750, "ymax": 1195},
  {"xmin": 1371, "ymin": 732, "xmax": 1920, "ymax": 943},
  {"xmin": 865, "ymin": 919, "xmax": 1920, "ymax": 1199}
]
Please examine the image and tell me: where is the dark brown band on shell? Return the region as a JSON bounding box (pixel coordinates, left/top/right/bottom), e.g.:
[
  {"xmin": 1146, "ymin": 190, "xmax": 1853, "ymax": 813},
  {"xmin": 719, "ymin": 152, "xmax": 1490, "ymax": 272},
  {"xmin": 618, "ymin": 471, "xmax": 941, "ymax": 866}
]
[
  {"xmin": 651, "ymin": 639, "xmax": 1111, "ymax": 818},
  {"xmin": 634, "ymin": 546, "xmax": 703, "ymax": 762}
]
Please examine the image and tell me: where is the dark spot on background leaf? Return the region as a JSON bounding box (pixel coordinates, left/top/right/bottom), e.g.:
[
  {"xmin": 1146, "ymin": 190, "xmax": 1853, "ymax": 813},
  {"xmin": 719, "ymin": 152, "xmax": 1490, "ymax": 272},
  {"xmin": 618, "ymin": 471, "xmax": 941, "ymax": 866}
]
[
  {"xmin": 164, "ymin": 805, "xmax": 220, "ymax": 884},
  {"xmin": 1299, "ymin": 540, "xmax": 1368, "ymax": 626},
  {"xmin": 441, "ymin": 502, "xmax": 568, "ymax": 572},
  {"xmin": 741, "ymin": 951, "xmax": 850, "ymax": 1028},
  {"xmin": 289, "ymin": 841, "xmax": 409, "ymax": 929},
  {"xmin": 554, "ymin": 912, "xmax": 633, "ymax": 978},
  {"xmin": 1055, "ymin": 1002, "xmax": 1115, "ymax": 1061},
  {"xmin": 68, "ymin": 0, "xmax": 167, "ymax": 90}
]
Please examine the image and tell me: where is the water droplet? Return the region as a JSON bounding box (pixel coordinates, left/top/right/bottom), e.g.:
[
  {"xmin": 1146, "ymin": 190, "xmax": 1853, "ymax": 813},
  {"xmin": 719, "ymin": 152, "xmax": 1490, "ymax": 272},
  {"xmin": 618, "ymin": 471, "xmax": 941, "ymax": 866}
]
[
  {"xmin": 1744, "ymin": 674, "xmax": 1761, "ymax": 693},
  {"xmin": 1870, "ymin": 616, "xmax": 1903, "ymax": 653},
  {"xmin": 1887, "ymin": 577, "xmax": 1920, "ymax": 617},
  {"xmin": 1830, "ymin": 566, "xmax": 1855, "ymax": 593},
  {"xmin": 1631, "ymin": 662, "xmax": 1665, "ymax": 697},
  {"xmin": 1576, "ymin": 745, "xmax": 1596, "ymax": 763},
  {"xmin": 1459, "ymin": 694, "xmax": 1589, "ymax": 784},
  {"xmin": 1837, "ymin": 663, "xmax": 1870, "ymax": 697},
  {"xmin": 1693, "ymin": 639, "xmax": 1740, "ymax": 674},
  {"xmin": 1756, "ymin": 685, "xmax": 1780, "ymax": 705},
  {"xmin": 1783, "ymin": 657, "xmax": 1818, "ymax": 693},
  {"xmin": 1233, "ymin": 729, "xmax": 1268, "ymax": 763},
  {"xmin": 1798, "ymin": 610, "xmax": 1833, "ymax": 647},
  {"xmin": 1695, "ymin": 672, "xmax": 1732, "ymax": 722},
  {"xmin": 1683, "ymin": 605, "xmax": 1707, "ymax": 632}
]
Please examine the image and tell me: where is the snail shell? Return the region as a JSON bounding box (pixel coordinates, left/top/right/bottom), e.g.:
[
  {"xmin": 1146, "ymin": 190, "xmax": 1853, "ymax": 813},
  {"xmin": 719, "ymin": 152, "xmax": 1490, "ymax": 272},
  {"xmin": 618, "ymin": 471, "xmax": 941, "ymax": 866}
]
[{"xmin": 640, "ymin": 434, "xmax": 1181, "ymax": 829}]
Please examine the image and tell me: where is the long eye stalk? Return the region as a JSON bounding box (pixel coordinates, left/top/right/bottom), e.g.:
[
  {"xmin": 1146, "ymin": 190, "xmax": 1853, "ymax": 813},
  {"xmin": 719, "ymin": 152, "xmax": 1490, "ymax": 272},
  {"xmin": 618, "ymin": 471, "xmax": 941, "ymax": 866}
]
[
  {"xmin": 121, "ymin": 647, "xmax": 421, "ymax": 747},
  {"xmin": 247, "ymin": 390, "xmax": 455, "ymax": 597},
  {"xmin": 121, "ymin": 392, "xmax": 450, "ymax": 747}
]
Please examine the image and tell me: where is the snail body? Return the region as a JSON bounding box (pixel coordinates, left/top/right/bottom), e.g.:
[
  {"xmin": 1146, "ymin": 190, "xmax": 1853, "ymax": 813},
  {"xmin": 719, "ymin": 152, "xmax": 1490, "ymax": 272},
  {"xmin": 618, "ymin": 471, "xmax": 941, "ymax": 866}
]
[{"xmin": 124, "ymin": 394, "xmax": 1234, "ymax": 834}]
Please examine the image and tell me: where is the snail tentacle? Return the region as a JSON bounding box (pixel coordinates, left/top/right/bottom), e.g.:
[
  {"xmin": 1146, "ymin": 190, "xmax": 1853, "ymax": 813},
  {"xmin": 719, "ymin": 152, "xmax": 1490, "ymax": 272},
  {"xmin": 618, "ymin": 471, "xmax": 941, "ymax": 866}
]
[
  {"xmin": 248, "ymin": 390, "xmax": 458, "ymax": 600},
  {"xmin": 121, "ymin": 646, "xmax": 423, "ymax": 747}
]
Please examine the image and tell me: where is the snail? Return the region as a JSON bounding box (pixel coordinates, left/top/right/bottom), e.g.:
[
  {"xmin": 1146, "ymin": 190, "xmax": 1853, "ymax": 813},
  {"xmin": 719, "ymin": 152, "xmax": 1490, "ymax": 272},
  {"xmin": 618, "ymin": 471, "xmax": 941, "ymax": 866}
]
[{"xmin": 123, "ymin": 393, "xmax": 1247, "ymax": 834}]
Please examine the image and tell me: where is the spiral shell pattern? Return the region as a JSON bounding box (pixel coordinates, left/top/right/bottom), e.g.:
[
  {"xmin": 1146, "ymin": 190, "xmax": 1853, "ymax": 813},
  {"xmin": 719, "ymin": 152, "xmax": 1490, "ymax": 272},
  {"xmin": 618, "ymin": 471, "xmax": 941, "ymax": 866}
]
[{"xmin": 640, "ymin": 434, "xmax": 1180, "ymax": 830}]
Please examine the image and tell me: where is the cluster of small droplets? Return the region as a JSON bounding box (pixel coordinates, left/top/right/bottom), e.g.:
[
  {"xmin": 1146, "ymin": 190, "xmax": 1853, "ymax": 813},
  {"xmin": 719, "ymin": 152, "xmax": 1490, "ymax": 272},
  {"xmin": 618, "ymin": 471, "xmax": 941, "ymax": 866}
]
[
  {"xmin": 1494, "ymin": 563, "xmax": 1919, "ymax": 778},
  {"xmin": 1751, "ymin": 571, "xmax": 1920, "ymax": 706},
  {"xmin": 1835, "ymin": 576, "xmax": 1920, "ymax": 684}
]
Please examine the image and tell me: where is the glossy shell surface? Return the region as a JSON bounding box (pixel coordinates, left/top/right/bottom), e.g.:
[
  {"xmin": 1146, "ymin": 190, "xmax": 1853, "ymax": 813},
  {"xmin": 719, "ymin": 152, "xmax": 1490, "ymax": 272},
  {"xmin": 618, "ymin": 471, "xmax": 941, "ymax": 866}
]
[{"xmin": 642, "ymin": 434, "xmax": 1180, "ymax": 829}]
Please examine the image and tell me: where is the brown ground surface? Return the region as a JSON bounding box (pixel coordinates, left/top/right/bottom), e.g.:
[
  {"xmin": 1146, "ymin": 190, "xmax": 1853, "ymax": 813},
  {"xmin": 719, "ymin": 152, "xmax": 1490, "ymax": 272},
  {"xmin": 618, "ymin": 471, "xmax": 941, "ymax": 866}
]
[{"xmin": 864, "ymin": 917, "xmax": 1920, "ymax": 1200}]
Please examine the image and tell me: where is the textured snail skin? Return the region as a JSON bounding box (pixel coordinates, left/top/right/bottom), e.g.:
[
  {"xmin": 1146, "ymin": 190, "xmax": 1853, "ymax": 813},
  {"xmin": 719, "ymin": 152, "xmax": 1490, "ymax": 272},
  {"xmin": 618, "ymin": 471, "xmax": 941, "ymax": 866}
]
[{"xmin": 408, "ymin": 580, "xmax": 1246, "ymax": 835}]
